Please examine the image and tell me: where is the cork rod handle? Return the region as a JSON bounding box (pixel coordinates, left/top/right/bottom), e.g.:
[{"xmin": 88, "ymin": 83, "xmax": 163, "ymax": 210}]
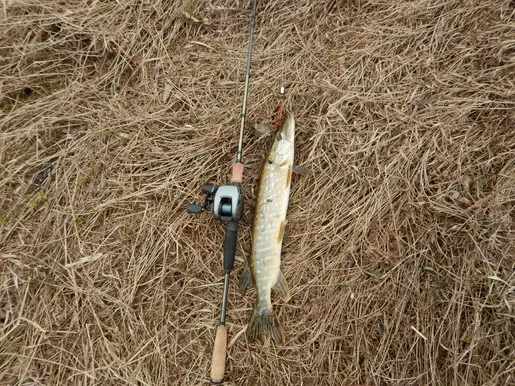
[{"xmin": 210, "ymin": 325, "xmax": 227, "ymax": 384}]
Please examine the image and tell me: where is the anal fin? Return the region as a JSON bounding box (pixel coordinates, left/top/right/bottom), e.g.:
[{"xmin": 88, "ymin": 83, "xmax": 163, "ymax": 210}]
[
  {"xmin": 239, "ymin": 264, "xmax": 253, "ymax": 296},
  {"xmin": 273, "ymin": 270, "xmax": 291, "ymax": 302}
]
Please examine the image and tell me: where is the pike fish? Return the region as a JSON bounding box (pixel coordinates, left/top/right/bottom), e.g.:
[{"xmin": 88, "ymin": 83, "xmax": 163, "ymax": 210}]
[{"xmin": 239, "ymin": 113, "xmax": 295, "ymax": 344}]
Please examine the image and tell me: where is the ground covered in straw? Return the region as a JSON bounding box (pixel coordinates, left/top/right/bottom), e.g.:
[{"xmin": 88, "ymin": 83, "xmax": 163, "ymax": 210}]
[{"xmin": 1, "ymin": 0, "xmax": 514, "ymax": 385}]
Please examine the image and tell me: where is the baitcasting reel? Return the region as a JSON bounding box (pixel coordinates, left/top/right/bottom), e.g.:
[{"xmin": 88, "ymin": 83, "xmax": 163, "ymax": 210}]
[
  {"xmin": 187, "ymin": 180, "xmax": 244, "ymax": 273},
  {"xmin": 187, "ymin": 183, "xmax": 243, "ymax": 223}
]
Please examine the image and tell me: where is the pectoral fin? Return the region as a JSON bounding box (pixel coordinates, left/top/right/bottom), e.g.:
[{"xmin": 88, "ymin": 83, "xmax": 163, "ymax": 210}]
[
  {"xmin": 239, "ymin": 264, "xmax": 253, "ymax": 296},
  {"xmin": 292, "ymin": 165, "xmax": 310, "ymax": 175},
  {"xmin": 273, "ymin": 270, "xmax": 290, "ymax": 302}
]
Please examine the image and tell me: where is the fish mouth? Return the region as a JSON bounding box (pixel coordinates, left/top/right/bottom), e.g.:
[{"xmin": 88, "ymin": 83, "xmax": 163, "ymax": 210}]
[{"xmin": 281, "ymin": 114, "xmax": 295, "ymax": 141}]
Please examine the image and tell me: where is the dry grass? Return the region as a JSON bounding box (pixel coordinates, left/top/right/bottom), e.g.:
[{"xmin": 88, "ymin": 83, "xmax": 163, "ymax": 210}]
[{"xmin": 1, "ymin": 0, "xmax": 514, "ymax": 385}]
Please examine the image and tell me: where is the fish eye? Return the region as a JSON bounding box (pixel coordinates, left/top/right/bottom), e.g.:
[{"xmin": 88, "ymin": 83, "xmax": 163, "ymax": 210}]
[{"xmin": 276, "ymin": 132, "xmax": 283, "ymax": 140}]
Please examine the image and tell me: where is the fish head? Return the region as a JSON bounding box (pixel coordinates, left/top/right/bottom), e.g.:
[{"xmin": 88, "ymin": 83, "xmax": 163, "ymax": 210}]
[{"xmin": 268, "ymin": 114, "xmax": 295, "ymax": 165}]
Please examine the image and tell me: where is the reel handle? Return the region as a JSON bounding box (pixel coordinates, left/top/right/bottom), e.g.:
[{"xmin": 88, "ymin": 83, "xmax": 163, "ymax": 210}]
[{"xmin": 186, "ymin": 204, "xmax": 204, "ymax": 214}]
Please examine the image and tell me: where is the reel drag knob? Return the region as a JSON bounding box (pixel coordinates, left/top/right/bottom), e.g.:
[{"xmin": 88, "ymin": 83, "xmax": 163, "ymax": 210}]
[{"xmin": 203, "ymin": 183, "xmax": 217, "ymax": 194}]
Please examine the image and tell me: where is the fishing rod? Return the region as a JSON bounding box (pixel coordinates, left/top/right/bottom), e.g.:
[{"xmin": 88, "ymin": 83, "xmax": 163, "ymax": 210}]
[{"xmin": 186, "ymin": 0, "xmax": 259, "ymax": 384}]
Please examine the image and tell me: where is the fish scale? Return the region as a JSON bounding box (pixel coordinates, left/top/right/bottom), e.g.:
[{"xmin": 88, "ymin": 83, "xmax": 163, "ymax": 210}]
[{"xmin": 239, "ymin": 113, "xmax": 295, "ymax": 344}]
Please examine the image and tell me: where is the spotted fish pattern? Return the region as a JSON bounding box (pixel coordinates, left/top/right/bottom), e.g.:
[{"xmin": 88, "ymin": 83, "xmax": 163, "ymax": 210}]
[{"xmin": 239, "ymin": 113, "xmax": 294, "ymax": 344}]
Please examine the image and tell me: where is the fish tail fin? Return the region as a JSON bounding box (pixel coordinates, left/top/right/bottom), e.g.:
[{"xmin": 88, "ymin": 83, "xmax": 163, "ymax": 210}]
[{"xmin": 247, "ymin": 305, "xmax": 285, "ymax": 345}]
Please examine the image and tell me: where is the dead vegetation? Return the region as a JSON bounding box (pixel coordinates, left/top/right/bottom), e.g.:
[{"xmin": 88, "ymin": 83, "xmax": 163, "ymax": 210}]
[{"xmin": 1, "ymin": 0, "xmax": 514, "ymax": 385}]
